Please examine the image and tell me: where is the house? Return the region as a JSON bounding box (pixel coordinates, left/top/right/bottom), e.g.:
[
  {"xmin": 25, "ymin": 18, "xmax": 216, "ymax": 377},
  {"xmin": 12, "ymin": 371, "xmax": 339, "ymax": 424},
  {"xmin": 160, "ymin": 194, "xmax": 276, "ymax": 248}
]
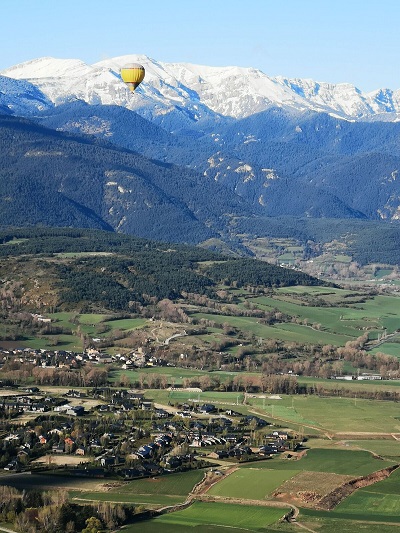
[
  {"xmin": 271, "ymin": 430, "xmax": 289, "ymax": 440},
  {"xmin": 100, "ymin": 455, "xmax": 124, "ymax": 467},
  {"xmin": 75, "ymin": 446, "xmax": 86, "ymax": 456},
  {"xmin": 199, "ymin": 404, "xmax": 216, "ymax": 414},
  {"xmin": 208, "ymin": 450, "xmax": 229, "ymax": 459},
  {"xmin": 48, "ymin": 428, "xmax": 63, "ymax": 436},
  {"xmin": 165, "ymin": 455, "xmax": 182, "ymax": 468},
  {"xmin": 64, "ymin": 437, "xmax": 75, "ymax": 453},
  {"xmin": 25, "ymin": 387, "xmax": 40, "ymax": 393},
  {"xmin": 259, "ymin": 445, "xmax": 277, "ymax": 455},
  {"xmin": 66, "ymin": 406, "xmax": 85, "ymax": 416},
  {"xmin": 4, "ymin": 460, "xmax": 19, "ymax": 471},
  {"xmin": 52, "ymin": 443, "xmax": 65, "ymax": 454}
]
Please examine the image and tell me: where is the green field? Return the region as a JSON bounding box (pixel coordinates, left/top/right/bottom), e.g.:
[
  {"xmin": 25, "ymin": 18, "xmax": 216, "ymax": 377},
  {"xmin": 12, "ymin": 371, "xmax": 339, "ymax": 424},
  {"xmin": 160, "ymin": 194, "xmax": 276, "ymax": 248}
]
[
  {"xmin": 146, "ymin": 388, "xmax": 245, "ymax": 406},
  {"xmin": 248, "ymin": 394, "xmax": 400, "ymax": 433},
  {"xmin": 300, "ymin": 468, "xmax": 400, "ymax": 526},
  {"xmin": 71, "ymin": 470, "xmax": 203, "ymax": 506},
  {"xmin": 207, "ymin": 469, "xmax": 298, "ymax": 499},
  {"xmin": 123, "ymin": 501, "xmax": 290, "ymax": 532},
  {"xmin": 330, "ymin": 491, "xmax": 400, "ymax": 523},
  {"xmin": 298, "ymin": 514, "xmax": 400, "ymax": 532},
  {"xmin": 241, "ymin": 449, "xmax": 396, "ymax": 476},
  {"xmin": 329, "ymin": 439, "xmax": 400, "ymax": 459},
  {"xmin": 191, "ymin": 312, "xmax": 351, "ymax": 345},
  {"xmin": 26, "ymin": 312, "xmax": 148, "ymax": 351},
  {"xmin": 371, "ymin": 340, "xmax": 400, "ymax": 359}
]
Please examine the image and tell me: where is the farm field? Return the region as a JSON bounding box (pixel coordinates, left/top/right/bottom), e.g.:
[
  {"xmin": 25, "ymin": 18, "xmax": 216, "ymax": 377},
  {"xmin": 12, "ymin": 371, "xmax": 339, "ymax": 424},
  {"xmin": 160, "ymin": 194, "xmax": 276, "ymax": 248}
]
[
  {"xmin": 319, "ymin": 492, "xmax": 400, "ymax": 523},
  {"xmin": 0, "ymin": 473, "xmax": 106, "ymax": 492},
  {"xmin": 247, "ymin": 394, "xmax": 400, "ymax": 433},
  {"xmin": 297, "ymin": 375, "xmax": 400, "ymax": 392},
  {"xmin": 207, "ymin": 468, "xmax": 298, "ymax": 499},
  {"xmin": 71, "ymin": 470, "xmax": 203, "ymax": 506},
  {"xmin": 109, "ymin": 366, "xmax": 213, "ymax": 386},
  {"xmin": 123, "ymin": 501, "xmax": 290, "ymax": 532},
  {"xmin": 296, "ymin": 514, "xmax": 400, "ymax": 533},
  {"xmin": 275, "ymin": 470, "xmax": 352, "ymax": 501},
  {"xmin": 147, "ymin": 388, "xmax": 245, "ymax": 406},
  {"xmin": 339, "ymin": 439, "xmax": 400, "ymax": 458},
  {"xmin": 328, "ymin": 467, "xmax": 400, "ymax": 523},
  {"xmin": 240, "ymin": 449, "xmax": 396, "ymax": 476},
  {"xmin": 249, "ymin": 287, "xmax": 400, "ymax": 341},
  {"xmin": 191, "ymin": 312, "xmax": 351, "ymax": 345},
  {"xmin": 371, "ymin": 341, "xmax": 400, "ymax": 359}
]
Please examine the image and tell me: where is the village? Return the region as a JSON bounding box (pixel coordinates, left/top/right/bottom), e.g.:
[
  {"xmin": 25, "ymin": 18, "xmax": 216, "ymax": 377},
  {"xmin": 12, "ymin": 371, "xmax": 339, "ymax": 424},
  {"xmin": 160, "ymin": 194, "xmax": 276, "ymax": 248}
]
[{"xmin": 0, "ymin": 379, "xmax": 300, "ymax": 479}]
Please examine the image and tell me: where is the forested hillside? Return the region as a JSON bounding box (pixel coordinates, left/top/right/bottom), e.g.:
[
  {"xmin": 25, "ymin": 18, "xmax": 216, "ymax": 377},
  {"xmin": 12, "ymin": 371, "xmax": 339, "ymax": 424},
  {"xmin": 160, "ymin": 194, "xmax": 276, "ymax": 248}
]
[
  {"xmin": 0, "ymin": 115, "xmax": 254, "ymax": 244},
  {"xmin": 0, "ymin": 228, "xmax": 326, "ymax": 313}
]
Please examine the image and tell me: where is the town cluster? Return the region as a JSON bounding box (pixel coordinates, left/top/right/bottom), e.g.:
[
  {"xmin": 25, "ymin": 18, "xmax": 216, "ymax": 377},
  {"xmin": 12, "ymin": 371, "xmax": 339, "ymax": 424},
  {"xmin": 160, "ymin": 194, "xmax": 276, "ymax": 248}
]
[{"xmin": 0, "ymin": 386, "xmax": 299, "ymax": 477}]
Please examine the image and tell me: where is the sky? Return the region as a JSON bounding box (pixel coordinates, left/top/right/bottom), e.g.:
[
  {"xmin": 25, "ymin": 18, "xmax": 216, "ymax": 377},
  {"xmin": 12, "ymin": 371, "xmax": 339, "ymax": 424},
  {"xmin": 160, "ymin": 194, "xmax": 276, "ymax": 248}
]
[{"xmin": 1, "ymin": 0, "xmax": 400, "ymax": 92}]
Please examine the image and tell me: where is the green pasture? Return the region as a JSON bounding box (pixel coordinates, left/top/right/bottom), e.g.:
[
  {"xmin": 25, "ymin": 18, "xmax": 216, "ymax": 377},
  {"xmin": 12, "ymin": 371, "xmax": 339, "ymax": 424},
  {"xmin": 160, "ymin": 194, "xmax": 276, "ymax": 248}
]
[
  {"xmin": 298, "ymin": 375, "xmax": 400, "ymax": 392},
  {"xmin": 341, "ymin": 439, "xmax": 400, "ymax": 458},
  {"xmin": 48, "ymin": 312, "xmax": 77, "ymax": 327},
  {"xmin": 298, "ymin": 513, "xmax": 400, "ymax": 532},
  {"xmin": 70, "ymin": 491, "xmax": 181, "ymax": 506},
  {"xmin": 241, "ymin": 448, "xmax": 394, "ymax": 476},
  {"xmin": 248, "ymin": 394, "xmax": 400, "ymax": 433},
  {"xmin": 191, "ymin": 312, "xmax": 351, "ymax": 345},
  {"xmin": 305, "ymin": 438, "xmax": 400, "ymax": 459},
  {"xmin": 167, "ymin": 390, "xmax": 244, "ymax": 404},
  {"xmin": 145, "ymin": 388, "xmax": 247, "ymax": 410},
  {"xmin": 78, "ymin": 313, "xmax": 109, "ymax": 325},
  {"xmin": 251, "ymin": 295, "xmax": 378, "ymax": 338},
  {"xmin": 362, "ymin": 466, "xmax": 400, "ymax": 494},
  {"xmin": 375, "ymin": 269, "xmax": 393, "ymax": 278},
  {"xmin": 208, "ymin": 468, "xmax": 298, "ymax": 499},
  {"xmin": 330, "ymin": 468, "xmax": 400, "ymax": 523},
  {"xmin": 102, "ymin": 317, "xmax": 146, "ymax": 331},
  {"xmin": 276, "ymin": 286, "xmax": 352, "ymax": 297},
  {"xmin": 257, "ymin": 287, "xmax": 400, "ymax": 335},
  {"xmin": 110, "ymin": 366, "xmax": 211, "ymax": 385},
  {"xmin": 71, "ymin": 470, "xmax": 203, "ymax": 506},
  {"xmin": 24, "ymin": 334, "xmax": 81, "ymax": 351},
  {"xmin": 371, "ymin": 340, "xmax": 400, "ymax": 359},
  {"xmin": 124, "ymin": 501, "xmax": 290, "ymax": 532}
]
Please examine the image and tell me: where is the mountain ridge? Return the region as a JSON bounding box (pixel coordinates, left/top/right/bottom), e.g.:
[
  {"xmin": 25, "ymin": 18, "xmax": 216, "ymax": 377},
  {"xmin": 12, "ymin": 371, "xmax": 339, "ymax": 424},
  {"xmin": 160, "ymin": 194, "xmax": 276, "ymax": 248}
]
[
  {"xmin": 3, "ymin": 54, "xmax": 400, "ymax": 123},
  {"xmin": 1, "ymin": 54, "xmax": 400, "ymax": 247}
]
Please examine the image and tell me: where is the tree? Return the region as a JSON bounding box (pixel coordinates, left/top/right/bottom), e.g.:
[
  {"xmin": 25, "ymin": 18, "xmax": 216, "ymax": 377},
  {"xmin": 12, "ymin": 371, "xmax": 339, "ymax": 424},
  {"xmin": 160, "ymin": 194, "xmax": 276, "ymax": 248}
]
[{"xmin": 81, "ymin": 516, "xmax": 102, "ymax": 533}]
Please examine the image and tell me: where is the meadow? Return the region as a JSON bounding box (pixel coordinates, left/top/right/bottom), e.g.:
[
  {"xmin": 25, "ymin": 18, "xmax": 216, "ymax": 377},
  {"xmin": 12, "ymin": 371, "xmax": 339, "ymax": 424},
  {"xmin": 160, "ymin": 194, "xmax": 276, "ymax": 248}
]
[
  {"xmin": 207, "ymin": 468, "xmax": 298, "ymax": 499},
  {"xmin": 123, "ymin": 501, "xmax": 290, "ymax": 532},
  {"xmin": 191, "ymin": 312, "xmax": 351, "ymax": 345},
  {"xmin": 247, "ymin": 394, "xmax": 400, "ymax": 434},
  {"xmin": 240, "ymin": 449, "xmax": 396, "ymax": 476},
  {"xmin": 328, "ymin": 467, "xmax": 400, "ymax": 523},
  {"xmin": 70, "ymin": 470, "xmax": 203, "ymax": 506}
]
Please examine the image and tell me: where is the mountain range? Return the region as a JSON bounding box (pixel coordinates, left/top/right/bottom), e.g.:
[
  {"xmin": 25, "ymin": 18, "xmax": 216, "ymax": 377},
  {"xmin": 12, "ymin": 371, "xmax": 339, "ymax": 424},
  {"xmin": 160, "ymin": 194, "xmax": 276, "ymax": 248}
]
[{"xmin": 1, "ymin": 54, "xmax": 400, "ymax": 258}]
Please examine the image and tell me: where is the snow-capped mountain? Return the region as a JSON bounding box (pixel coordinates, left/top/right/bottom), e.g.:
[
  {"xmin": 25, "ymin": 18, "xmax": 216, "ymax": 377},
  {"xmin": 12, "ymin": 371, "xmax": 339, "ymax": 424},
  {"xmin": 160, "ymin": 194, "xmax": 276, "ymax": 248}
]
[
  {"xmin": 2, "ymin": 55, "xmax": 400, "ymax": 125},
  {"xmin": 2, "ymin": 54, "xmax": 400, "ymax": 226}
]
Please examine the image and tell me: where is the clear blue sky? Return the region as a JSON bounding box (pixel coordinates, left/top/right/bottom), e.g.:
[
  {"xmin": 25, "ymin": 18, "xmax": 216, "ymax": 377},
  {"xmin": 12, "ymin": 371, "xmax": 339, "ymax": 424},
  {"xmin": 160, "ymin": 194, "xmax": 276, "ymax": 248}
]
[{"xmin": 2, "ymin": 0, "xmax": 400, "ymax": 91}]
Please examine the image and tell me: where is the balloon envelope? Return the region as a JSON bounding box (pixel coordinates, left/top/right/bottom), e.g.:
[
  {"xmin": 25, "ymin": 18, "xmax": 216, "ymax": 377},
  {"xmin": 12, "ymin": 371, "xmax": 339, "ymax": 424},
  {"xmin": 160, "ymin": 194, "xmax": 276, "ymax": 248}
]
[{"xmin": 120, "ymin": 63, "xmax": 145, "ymax": 92}]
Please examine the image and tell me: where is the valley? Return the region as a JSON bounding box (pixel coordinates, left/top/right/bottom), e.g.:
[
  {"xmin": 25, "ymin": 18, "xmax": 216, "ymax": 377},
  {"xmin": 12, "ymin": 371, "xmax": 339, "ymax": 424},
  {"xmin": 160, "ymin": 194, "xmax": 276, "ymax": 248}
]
[
  {"xmin": 1, "ymin": 45, "xmax": 400, "ymax": 533},
  {"xmin": 0, "ymin": 229, "xmax": 399, "ymax": 532}
]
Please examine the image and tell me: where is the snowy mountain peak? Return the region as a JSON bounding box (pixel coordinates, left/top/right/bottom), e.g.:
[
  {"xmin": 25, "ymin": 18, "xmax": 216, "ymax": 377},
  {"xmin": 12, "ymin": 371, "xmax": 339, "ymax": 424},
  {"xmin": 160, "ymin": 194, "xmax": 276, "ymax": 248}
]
[{"xmin": 2, "ymin": 54, "xmax": 400, "ymax": 123}]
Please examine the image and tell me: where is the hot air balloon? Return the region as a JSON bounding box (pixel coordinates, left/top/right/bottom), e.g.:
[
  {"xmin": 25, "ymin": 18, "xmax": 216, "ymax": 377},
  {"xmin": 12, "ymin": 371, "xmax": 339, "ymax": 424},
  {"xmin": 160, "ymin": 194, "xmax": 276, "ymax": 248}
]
[{"xmin": 120, "ymin": 63, "xmax": 145, "ymax": 92}]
